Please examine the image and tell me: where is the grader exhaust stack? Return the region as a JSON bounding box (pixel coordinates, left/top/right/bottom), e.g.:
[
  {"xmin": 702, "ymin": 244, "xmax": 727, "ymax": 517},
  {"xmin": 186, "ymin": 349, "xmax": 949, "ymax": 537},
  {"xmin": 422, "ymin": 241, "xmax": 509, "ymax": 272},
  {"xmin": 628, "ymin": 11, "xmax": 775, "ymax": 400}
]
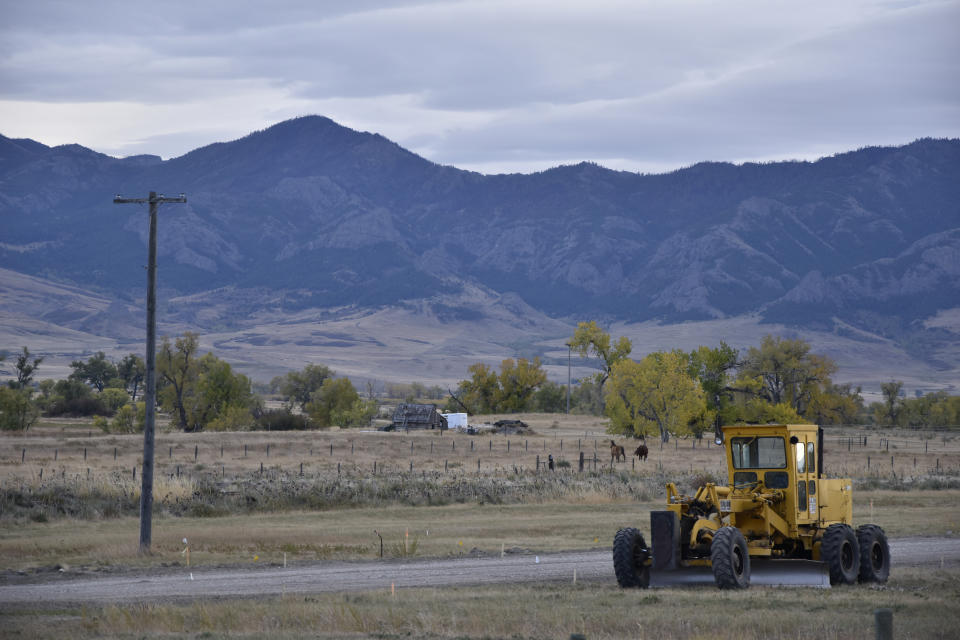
[{"xmin": 614, "ymin": 424, "xmax": 890, "ymax": 589}]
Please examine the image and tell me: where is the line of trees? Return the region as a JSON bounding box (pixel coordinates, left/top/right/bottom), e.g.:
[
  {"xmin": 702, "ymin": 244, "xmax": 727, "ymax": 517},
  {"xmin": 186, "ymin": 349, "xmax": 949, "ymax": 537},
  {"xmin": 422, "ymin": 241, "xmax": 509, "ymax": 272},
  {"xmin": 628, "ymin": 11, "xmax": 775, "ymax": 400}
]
[
  {"xmin": 446, "ymin": 324, "xmax": 953, "ymax": 441},
  {"xmin": 5, "ymin": 329, "xmax": 960, "ymax": 435},
  {"xmin": 870, "ymin": 381, "xmax": 960, "ymax": 428}
]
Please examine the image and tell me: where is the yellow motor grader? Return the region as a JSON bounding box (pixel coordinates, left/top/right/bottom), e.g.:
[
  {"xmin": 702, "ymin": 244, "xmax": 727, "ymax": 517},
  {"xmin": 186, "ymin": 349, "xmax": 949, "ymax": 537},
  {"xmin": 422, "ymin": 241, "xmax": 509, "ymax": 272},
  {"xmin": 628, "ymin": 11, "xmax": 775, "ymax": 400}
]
[{"xmin": 614, "ymin": 424, "xmax": 891, "ymax": 589}]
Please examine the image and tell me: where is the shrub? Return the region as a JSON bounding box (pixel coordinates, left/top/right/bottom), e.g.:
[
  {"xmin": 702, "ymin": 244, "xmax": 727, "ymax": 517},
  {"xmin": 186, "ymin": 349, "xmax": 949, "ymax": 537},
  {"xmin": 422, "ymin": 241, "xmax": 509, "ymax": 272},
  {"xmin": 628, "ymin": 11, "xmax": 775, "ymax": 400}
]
[
  {"xmin": 100, "ymin": 388, "xmax": 131, "ymax": 412},
  {"xmin": 107, "ymin": 403, "xmax": 145, "ymax": 433},
  {"xmin": 256, "ymin": 408, "xmax": 309, "ymax": 431},
  {"xmin": 207, "ymin": 404, "xmax": 255, "ymax": 431},
  {"xmin": 0, "ymin": 387, "xmax": 39, "ymax": 431},
  {"xmin": 47, "ymin": 396, "xmax": 109, "ymax": 417}
]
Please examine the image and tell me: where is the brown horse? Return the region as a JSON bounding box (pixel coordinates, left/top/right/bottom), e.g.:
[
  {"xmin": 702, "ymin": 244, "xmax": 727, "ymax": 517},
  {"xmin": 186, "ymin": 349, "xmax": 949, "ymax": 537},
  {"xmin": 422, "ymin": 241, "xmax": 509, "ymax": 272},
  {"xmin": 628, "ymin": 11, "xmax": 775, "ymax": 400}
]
[
  {"xmin": 634, "ymin": 443, "xmax": 649, "ymax": 461},
  {"xmin": 609, "ymin": 440, "xmax": 626, "ymax": 463}
]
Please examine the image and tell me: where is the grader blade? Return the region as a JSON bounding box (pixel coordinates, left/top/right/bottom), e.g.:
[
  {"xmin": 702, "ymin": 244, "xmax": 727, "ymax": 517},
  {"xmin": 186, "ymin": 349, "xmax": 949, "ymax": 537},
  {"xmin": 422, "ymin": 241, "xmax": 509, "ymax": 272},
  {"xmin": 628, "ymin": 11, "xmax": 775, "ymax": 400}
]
[{"xmin": 650, "ymin": 560, "xmax": 830, "ymax": 588}]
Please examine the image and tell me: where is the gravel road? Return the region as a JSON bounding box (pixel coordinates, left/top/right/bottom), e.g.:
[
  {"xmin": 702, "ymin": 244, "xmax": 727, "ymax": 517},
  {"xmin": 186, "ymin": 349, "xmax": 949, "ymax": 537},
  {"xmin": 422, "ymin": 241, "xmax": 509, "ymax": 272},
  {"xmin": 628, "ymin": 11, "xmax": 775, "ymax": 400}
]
[{"xmin": 1, "ymin": 537, "xmax": 957, "ymax": 607}]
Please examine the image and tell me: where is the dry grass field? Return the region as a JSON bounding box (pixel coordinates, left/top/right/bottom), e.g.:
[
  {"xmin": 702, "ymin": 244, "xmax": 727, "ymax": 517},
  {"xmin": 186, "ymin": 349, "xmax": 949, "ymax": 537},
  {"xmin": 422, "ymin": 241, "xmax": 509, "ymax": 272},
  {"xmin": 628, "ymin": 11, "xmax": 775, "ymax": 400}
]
[
  {"xmin": 5, "ymin": 568, "xmax": 959, "ymax": 640},
  {"xmin": 2, "ymin": 413, "xmax": 959, "ymax": 638}
]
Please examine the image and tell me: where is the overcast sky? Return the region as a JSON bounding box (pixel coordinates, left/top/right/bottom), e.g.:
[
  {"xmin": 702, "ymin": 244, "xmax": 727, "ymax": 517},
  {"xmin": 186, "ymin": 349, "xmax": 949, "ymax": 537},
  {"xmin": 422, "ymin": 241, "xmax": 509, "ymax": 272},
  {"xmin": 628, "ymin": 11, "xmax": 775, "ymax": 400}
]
[{"xmin": 1, "ymin": 0, "xmax": 958, "ymax": 174}]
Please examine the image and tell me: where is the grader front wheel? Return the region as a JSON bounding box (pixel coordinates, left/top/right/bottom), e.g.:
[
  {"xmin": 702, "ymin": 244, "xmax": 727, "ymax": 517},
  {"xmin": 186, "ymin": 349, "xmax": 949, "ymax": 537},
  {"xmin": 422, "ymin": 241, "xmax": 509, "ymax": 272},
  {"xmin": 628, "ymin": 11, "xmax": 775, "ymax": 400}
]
[
  {"xmin": 613, "ymin": 527, "xmax": 650, "ymax": 588},
  {"xmin": 711, "ymin": 526, "xmax": 751, "ymax": 589}
]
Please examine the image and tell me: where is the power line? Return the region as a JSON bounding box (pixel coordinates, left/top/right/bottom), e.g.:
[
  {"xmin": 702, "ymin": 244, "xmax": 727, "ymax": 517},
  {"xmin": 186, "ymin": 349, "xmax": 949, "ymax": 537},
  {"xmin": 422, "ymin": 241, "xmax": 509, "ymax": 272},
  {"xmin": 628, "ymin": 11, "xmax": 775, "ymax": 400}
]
[{"xmin": 114, "ymin": 191, "xmax": 186, "ymax": 554}]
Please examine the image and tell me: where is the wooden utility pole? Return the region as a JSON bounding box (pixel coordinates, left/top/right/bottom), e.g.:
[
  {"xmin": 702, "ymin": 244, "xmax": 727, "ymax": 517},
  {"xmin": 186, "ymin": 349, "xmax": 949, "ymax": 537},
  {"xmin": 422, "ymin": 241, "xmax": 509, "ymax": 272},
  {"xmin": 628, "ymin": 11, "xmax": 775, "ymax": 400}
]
[{"xmin": 114, "ymin": 191, "xmax": 186, "ymax": 554}]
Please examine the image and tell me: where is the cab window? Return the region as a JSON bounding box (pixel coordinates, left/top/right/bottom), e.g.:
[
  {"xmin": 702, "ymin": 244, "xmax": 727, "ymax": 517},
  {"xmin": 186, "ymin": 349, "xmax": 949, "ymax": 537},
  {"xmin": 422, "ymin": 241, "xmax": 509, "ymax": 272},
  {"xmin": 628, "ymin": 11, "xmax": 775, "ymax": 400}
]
[
  {"xmin": 795, "ymin": 441, "xmax": 806, "ymax": 474},
  {"xmin": 731, "ymin": 437, "xmax": 786, "ymax": 469}
]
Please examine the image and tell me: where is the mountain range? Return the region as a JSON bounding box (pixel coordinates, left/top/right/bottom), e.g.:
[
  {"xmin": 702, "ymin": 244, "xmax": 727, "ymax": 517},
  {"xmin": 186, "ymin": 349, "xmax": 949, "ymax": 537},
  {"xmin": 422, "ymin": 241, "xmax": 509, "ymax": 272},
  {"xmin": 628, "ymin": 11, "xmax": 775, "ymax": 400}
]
[{"xmin": 1, "ymin": 117, "xmax": 958, "ymax": 390}]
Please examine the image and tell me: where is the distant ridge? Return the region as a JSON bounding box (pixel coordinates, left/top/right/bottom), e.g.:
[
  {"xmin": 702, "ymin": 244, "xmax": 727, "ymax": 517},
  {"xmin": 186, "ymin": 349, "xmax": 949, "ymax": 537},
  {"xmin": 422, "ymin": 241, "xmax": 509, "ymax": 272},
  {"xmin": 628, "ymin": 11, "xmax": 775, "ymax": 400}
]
[{"xmin": 1, "ymin": 118, "xmax": 958, "ymax": 365}]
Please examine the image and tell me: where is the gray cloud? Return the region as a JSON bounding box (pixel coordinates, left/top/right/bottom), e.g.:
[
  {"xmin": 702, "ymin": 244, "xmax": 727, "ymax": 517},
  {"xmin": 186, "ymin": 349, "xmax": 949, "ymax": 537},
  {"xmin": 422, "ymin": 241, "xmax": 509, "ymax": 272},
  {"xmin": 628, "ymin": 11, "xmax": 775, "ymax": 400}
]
[{"xmin": 1, "ymin": 0, "xmax": 957, "ymax": 173}]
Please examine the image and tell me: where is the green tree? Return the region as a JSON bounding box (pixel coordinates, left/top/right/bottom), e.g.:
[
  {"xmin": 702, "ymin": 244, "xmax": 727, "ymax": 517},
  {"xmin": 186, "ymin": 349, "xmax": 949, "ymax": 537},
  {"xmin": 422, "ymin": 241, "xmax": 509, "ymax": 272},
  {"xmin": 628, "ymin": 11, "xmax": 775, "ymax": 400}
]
[
  {"xmin": 531, "ymin": 380, "xmax": 566, "ymax": 413},
  {"xmin": 69, "ymin": 351, "xmax": 119, "ymax": 392},
  {"xmin": 117, "ymin": 353, "xmax": 146, "ymax": 402},
  {"xmin": 605, "ymin": 350, "xmax": 705, "ymax": 442},
  {"xmin": 157, "ymin": 332, "xmax": 200, "ymax": 431},
  {"xmin": 570, "ymin": 379, "xmax": 604, "ymax": 415},
  {"xmin": 306, "ymin": 377, "xmax": 375, "ymax": 428},
  {"xmin": 410, "ymin": 381, "xmax": 427, "ymax": 400},
  {"xmin": 100, "ymin": 388, "xmax": 131, "ymax": 412},
  {"xmin": 739, "ymin": 335, "xmax": 838, "ymax": 417},
  {"xmin": 12, "ymin": 347, "xmax": 43, "ymax": 390},
  {"xmin": 805, "ymin": 382, "xmax": 863, "ymax": 425},
  {"xmin": 158, "ymin": 345, "xmax": 256, "ymax": 432},
  {"xmin": 104, "ymin": 402, "xmax": 146, "ymax": 433},
  {"xmin": 177, "ymin": 353, "xmax": 255, "ymax": 432},
  {"xmin": 452, "ymin": 358, "xmax": 548, "ymax": 414},
  {"xmin": 739, "ymin": 399, "xmax": 806, "ymax": 425},
  {"xmin": 569, "ymin": 321, "xmax": 633, "ymax": 389},
  {"xmin": 273, "ymin": 364, "xmax": 333, "ymax": 411},
  {"xmin": 687, "ymin": 343, "xmax": 740, "ymax": 427},
  {"xmin": 0, "ymin": 387, "xmax": 39, "ymax": 431},
  {"xmin": 455, "ymin": 362, "xmax": 500, "ymax": 414},
  {"xmin": 875, "ymin": 381, "xmax": 904, "ymax": 426}
]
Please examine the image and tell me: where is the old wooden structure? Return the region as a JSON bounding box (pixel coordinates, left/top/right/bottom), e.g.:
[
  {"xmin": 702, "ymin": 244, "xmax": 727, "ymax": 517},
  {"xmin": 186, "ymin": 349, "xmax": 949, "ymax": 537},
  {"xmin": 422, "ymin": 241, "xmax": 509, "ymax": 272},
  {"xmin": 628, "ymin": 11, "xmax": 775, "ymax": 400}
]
[{"xmin": 387, "ymin": 404, "xmax": 448, "ymax": 431}]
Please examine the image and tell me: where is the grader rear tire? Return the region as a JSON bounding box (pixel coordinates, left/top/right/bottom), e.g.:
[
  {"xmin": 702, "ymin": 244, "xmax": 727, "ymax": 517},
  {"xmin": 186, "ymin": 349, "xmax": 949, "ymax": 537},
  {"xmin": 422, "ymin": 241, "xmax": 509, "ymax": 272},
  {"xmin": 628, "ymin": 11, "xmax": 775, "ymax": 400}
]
[
  {"xmin": 822, "ymin": 523, "xmax": 860, "ymax": 585},
  {"xmin": 856, "ymin": 524, "xmax": 890, "ymax": 583},
  {"xmin": 711, "ymin": 526, "xmax": 750, "ymax": 589},
  {"xmin": 613, "ymin": 527, "xmax": 650, "ymax": 588}
]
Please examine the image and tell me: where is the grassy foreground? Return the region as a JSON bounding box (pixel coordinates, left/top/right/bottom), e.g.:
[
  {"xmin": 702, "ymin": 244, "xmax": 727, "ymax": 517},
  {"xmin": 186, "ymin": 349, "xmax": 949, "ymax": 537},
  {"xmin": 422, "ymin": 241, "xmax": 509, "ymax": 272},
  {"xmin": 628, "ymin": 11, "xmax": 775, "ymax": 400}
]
[
  {"xmin": 3, "ymin": 417, "xmax": 960, "ymax": 638},
  {"xmin": 3, "ymin": 567, "xmax": 959, "ymax": 639},
  {"xmin": 2, "ymin": 490, "xmax": 959, "ymax": 572}
]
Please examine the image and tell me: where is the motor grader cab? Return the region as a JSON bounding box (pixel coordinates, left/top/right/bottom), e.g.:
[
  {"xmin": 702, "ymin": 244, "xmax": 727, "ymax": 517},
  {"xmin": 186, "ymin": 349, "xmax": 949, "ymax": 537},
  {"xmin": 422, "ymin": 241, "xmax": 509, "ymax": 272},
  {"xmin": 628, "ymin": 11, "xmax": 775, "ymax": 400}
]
[{"xmin": 613, "ymin": 424, "xmax": 891, "ymax": 589}]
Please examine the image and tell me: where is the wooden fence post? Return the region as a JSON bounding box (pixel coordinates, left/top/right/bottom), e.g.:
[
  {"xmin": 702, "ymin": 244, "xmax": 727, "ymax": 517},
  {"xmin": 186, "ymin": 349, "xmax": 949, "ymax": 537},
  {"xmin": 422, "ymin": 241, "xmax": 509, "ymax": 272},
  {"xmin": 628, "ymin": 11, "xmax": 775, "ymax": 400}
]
[{"xmin": 875, "ymin": 608, "xmax": 893, "ymax": 640}]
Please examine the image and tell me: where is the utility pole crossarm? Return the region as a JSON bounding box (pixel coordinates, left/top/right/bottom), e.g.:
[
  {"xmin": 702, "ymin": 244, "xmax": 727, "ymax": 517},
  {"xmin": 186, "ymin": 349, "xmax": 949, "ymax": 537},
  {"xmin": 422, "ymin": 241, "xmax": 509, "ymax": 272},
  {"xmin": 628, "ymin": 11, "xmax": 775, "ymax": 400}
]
[{"xmin": 114, "ymin": 193, "xmax": 186, "ymax": 204}]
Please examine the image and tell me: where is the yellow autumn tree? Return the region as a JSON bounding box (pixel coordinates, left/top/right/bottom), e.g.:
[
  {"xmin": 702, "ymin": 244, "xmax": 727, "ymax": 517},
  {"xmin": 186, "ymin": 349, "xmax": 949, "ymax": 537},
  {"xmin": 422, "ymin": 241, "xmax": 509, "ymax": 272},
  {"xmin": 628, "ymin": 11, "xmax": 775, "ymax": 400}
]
[
  {"xmin": 569, "ymin": 321, "xmax": 633, "ymax": 389},
  {"xmin": 605, "ymin": 350, "xmax": 705, "ymax": 442}
]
